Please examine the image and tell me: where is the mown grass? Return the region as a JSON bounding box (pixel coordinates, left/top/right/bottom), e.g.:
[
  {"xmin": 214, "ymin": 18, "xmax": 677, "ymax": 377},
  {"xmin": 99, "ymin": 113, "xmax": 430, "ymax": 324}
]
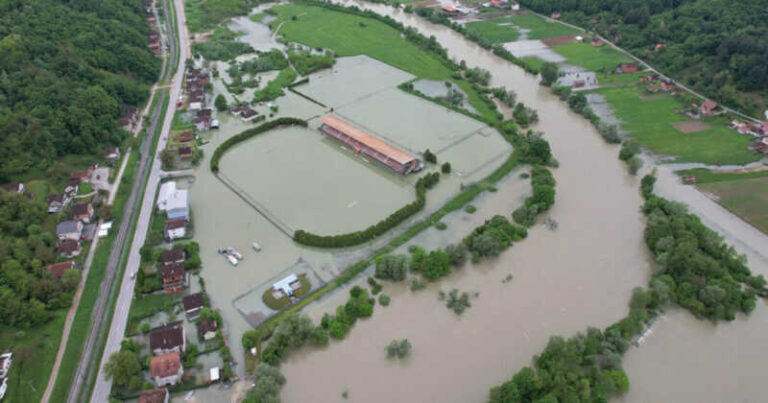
[
  {"xmin": 551, "ymin": 42, "xmax": 631, "ymax": 72},
  {"xmin": 508, "ymin": 13, "xmax": 578, "ymax": 39},
  {"xmin": 698, "ymin": 176, "xmax": 768, "ymax": 235},
  {"xmin": 268, "ymin": 4, "xmax": 498, "ymax": 122},
  {"xmin": 465, "ymin": 18, "xmax": 520, "ymax": 43},
  {"xmin": 595, "ymin": 85, "xmax": 759, "ymax": 165}
]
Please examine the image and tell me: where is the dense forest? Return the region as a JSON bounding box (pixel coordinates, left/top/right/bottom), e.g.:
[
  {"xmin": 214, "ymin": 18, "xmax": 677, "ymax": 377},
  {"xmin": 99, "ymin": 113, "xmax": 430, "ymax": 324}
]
[
  {"xmin": 0, "ymin": 0, "xmax": 161, "ymax": 180},
  {"xmin": 520, "ymin": 0, "xmax": 768, "ymax": 115}
]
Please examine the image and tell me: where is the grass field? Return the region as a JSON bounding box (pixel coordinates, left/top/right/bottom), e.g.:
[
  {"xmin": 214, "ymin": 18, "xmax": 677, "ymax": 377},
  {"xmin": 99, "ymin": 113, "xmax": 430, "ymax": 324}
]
[
  {"xmin": 595, "ymin": 86, "xmax": 759, "ymax": 165},
  {"xmin": 698, "ymin": 176, "xmax": 768, "ymax": 235},
  {"xmin": 184, "ymin": 0, "xmax": 250, "ymax": 33},
  {"xmin": 508, "ymin": 13, "xmax": 579, "ymax": 39},
  {"xmin": 268, "ymin": 4, "xmax": 498, "ymax": 122},
  {"xmin": 465, "ymin": 18, "xmax": 520, "ymax": 43},
  {"xmin": 0, "ymin": 313, "xmax": 66, "ymax": 403},
  {"xmin": 552, "ymin": 42, "xmax": 631, "ymax": 72}
]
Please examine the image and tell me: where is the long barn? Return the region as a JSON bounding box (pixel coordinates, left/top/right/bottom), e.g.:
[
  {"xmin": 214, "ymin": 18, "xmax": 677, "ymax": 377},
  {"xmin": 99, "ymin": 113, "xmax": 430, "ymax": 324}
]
[{"xmin": 318, "ymin": 115, "xmax": 422, "ymax": 175}]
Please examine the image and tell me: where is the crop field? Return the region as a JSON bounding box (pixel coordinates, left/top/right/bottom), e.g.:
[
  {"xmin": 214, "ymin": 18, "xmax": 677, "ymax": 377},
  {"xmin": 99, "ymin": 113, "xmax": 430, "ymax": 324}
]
[
  {"xmin": 268, "ymin": 4, "xmax": 498, "ymax": 122},
  {"xmin": 595, "ymin": 86, "xmax": 759, "ymax": 165}
]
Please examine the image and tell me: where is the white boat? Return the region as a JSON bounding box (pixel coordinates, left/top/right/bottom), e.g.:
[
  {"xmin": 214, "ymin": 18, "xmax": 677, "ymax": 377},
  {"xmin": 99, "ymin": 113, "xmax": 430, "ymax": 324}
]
[
  {"xmin": 252, "ymin": 242, "xmax": 262, "ymax": 251},
  {"xmin": 227, "ymin": 255, "xmax": 238, "ymax": 266}
]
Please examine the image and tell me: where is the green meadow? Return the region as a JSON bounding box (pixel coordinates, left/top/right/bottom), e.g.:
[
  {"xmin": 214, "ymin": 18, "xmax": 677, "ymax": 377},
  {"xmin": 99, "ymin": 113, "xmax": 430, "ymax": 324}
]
[
  {"xmin": 466, "ymin": 18, "xmax": 520, "ymax": 43},
  {"xmin": 552, "ymin": 42, "xmax": 631, "ymax": 72}
]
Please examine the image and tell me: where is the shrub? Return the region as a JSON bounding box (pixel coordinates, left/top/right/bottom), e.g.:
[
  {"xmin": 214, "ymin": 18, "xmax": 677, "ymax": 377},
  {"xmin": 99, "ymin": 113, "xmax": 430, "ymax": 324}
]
[
  {"xmin": 423, "ymin": 149, "xmax": 437, "ymax": 164},
  {"xmin": 410, "ymin": 278, "xmax": 426, "ymax": 291},
  {"xmin": 386, "ymin": 339, "xmax": 412, "ymax": 359},
  {"xmin": 465, "ymin": 205, "xmax": 476, "ymax": 213},
  {"xmin": 435, "ymin": 222, "xmax": 447, "ymax": 230},
  {"xmin": 441, "ymin": 162, "xmax": 452, "ymax": 174},
  {"xmin": 375, "ymin": 254, "xmax": 408, "ymax": 281},
  {"xmin": 378, "ymin": 294, "xmax": 391, "ymax": 306},
  {"xmin": 309, "ymin": 326, "xmax": 329, "ymax": 346}
]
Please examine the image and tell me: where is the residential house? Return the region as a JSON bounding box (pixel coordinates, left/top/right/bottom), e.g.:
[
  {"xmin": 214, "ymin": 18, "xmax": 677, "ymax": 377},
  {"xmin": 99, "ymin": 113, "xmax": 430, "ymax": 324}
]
[
  {"xmin": 700, "ymin": 100, "xmax": 718, "ymax": 115},
  {"xmin": 150, "ymin": 351, "xmax": 183, "ymax": 387},
  {"xmin": 70, "ymin": 170, "xmax": 90, "ymax": 184},
  {"xmin": 177, "ymin": 131, "xmax": 194, "ymax": 143},
  {"xmin": 0, "ymin": 352, "xmax": 11, "ymax": 401},
  {"xmin": 659, "ymin": 81, "xmax": 674, "ymax": 92},
  {"xmin": 198, "ymin": 318, "xmax": 218, "ymax": 341},
  {"xmin": 164, "ymin": 217, "xmax": 187, "ymax": 241},
  {"xmin": 56, "ymin": 220, "xmax": 84, "ymax": 241},
  {"xmin": 1, "ymin": 183, "xmax": 24, "ymax": 193},
  {"xmin": 178, "ymin": 146, "xmax": 193, "ymax": 160},
  {"xmin": 57, "ymin": 239, "xmax": 82, "ymax": 258},
  {"xmin": 617, "ymin": 63, "xmax": 639, "ymax": 73},
  {"xmin": 511, "ymin": 2, "xmax": 520, "ymax": 10},
  {"xmin": 0, "ymin": 352, "xmax": 12, "ymax": 378},
  {"xmin": 64, "ymin": 180, "xmax": 79, "ymax": 196},
  {"xmin": 231, "ymin": 105, "xmax": 247, "ymax": 116},
  {"xmin": 150, "ymin": 322, "xmax": 186, "ymax": 355},
  {"xmin": 72, "ymin": 203, "xmax": 94, "ymax": 223},
  {"xmin": 139, "ymin": 388, "xmax": 169, "ymax": 403},
  {"xmin": 182, "ymin": 292, "xmax": 204, "ymax": 320},
  {"xmin": 46, "ymin": 261, "xmax": 76, "ymax": 279},
  {"xmin": 48, "ymin": 194, "xmax": 71, "ymax": 213},
  {"xmin": 160, "ymin": 248, "xmax": 185, "ymax": 266},
  {"xmin": 160, "ymin": 263, "xmax": 186, "ymax": 293},
  {"xmin": 550, "ymin": 12, "xmax": 561, "ymax": 19},
  {"xmin": 590, "ymin": 38, "xmax": 603, "ymax": 47},
  {"xmin": 754, "ymin": 137, "xmax": 768, "ymax": 154},
  {"xmin": 441, "ymin": 5, "xmax": 460, "ymax": 14},
  {"xmin": 241, "ymin": 107, "xmax": 259, "ymax": 122},
  {"xmin": 105, "ymin": 147, "xmax": 121, "ymax": 165}
]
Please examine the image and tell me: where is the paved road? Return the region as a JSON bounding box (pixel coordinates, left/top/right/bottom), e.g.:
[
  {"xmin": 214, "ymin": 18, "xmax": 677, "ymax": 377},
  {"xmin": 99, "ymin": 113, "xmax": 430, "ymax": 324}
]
[
  {"xmin": 88, "ymin": 0, "xmax": 189, "ymax": 400},
  {"xmin": 63, "ymin": 0, "xmax": 184, "ymax": 401}
]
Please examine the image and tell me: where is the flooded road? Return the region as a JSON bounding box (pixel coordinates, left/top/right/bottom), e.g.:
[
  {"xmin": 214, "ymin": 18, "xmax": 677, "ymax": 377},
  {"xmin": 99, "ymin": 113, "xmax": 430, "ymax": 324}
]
[{"xmin": 279, "ymin": 2, "xmax": 651, "ymax": 402}]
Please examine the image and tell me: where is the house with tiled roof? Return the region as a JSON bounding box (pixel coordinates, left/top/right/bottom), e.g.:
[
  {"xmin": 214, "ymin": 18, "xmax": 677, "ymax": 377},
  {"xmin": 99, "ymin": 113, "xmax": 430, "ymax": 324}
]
[
  {"xmin": 149, "ymin": 321, "xmax": 186, "ymax": 355},
  {"xmin": 150, "ymin": 352, "xmax": 183, "ymax": 386}
]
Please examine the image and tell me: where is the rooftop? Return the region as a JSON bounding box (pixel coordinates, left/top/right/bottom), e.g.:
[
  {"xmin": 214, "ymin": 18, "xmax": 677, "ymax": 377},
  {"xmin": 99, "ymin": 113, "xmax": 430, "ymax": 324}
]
[
  {"xmin": 160, "ymin": 248, "xmax": 185, "ymax": 264},
  {"xmin": 150, "ymin": 351, "xmax": 182, "ymax": 378},
  {"xmin": 149, "ymin": 322, "xmax": 184, "ymax": 351},
  {"xmin": 319, "ymin": 115, "xmax": 415, "ymax": 165},
  {"xmin": 139, "ymin": 388, "xmax": 168, "ymax": 403},
  {"xmin": 182, "ymin": 292, "xmax": 204, "ymax": 311},
  {"xmin": 46, "ymin": 261, "xmax": 75, "ymax": 278}
]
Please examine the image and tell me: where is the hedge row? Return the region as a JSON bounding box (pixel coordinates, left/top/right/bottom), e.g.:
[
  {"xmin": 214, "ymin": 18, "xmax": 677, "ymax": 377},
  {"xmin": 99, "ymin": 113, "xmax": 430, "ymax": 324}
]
[
  {"xmin": 294, "ymin": 173, "xmax": 440, "ymax": 247},
  {"xmin": 210, "ymin": 117, "xmax": 307, "ymax": 173}
]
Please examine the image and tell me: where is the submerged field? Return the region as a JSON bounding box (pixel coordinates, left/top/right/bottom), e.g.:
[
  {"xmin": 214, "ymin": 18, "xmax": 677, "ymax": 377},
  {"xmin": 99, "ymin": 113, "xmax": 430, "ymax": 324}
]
[{"xmin": 268, "ymin": 3, "xmax": 498, "ymax": 122}]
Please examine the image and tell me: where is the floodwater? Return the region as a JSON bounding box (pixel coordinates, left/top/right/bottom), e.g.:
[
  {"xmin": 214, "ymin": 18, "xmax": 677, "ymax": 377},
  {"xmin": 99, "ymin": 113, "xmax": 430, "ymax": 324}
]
[{"xmin": 279, "ymin": 2, "xmax": 651, "ymax": 402}]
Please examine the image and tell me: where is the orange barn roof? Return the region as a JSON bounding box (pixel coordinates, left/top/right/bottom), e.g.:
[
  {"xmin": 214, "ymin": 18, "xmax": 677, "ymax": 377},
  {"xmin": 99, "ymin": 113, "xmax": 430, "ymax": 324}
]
[{"xmin": 319, "ymin": 115, "xmax": 415, "ymax": 165}]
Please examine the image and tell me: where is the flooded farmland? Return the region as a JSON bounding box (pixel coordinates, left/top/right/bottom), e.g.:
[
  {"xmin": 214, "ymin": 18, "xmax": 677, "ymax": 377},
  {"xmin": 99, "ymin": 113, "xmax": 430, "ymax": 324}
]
[{"xmin": 181, "ymin": 2, "xmax": 768, "ymax": 402}]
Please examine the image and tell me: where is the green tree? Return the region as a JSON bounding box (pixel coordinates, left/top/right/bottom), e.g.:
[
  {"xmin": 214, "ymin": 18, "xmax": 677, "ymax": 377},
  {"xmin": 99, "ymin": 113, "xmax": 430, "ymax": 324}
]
[
  {"xmin": 441, "ymin": 162, "xmax": 451, "ymax": 174},
  {"xmin": 215, "ymin": 94, "xmax": 228, "ymax": 111},
  {"xmin": 375, "ymin": 254, "xmax": 407, "ymax": 281},
  {"xmin": 540, "ymin": 62, "xmax": 559, "ymax": 86},
  {"xmin": 103, "ymin": 350, "xmax": 141, "ymax": 387}
]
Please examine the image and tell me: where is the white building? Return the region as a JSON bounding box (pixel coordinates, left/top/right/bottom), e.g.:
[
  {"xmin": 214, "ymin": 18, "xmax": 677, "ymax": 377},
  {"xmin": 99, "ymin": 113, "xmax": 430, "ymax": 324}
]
[{"xmin": 157, "ymin": 181, "xmax": 190, "ymax": 220}]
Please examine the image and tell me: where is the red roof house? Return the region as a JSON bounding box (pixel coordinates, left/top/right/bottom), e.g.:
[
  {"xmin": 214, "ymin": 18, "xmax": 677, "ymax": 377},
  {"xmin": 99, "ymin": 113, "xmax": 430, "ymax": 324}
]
[{"xmin": 46, "ymin": 261, "xmax": 76, "ymax": 279}]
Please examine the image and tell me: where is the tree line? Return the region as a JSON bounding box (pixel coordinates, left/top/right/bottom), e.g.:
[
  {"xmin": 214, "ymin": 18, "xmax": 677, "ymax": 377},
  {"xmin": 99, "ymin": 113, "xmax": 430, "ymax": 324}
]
[{"xmin": 0, "ymin": 0, "xmax": 161, "ymax": 181}]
